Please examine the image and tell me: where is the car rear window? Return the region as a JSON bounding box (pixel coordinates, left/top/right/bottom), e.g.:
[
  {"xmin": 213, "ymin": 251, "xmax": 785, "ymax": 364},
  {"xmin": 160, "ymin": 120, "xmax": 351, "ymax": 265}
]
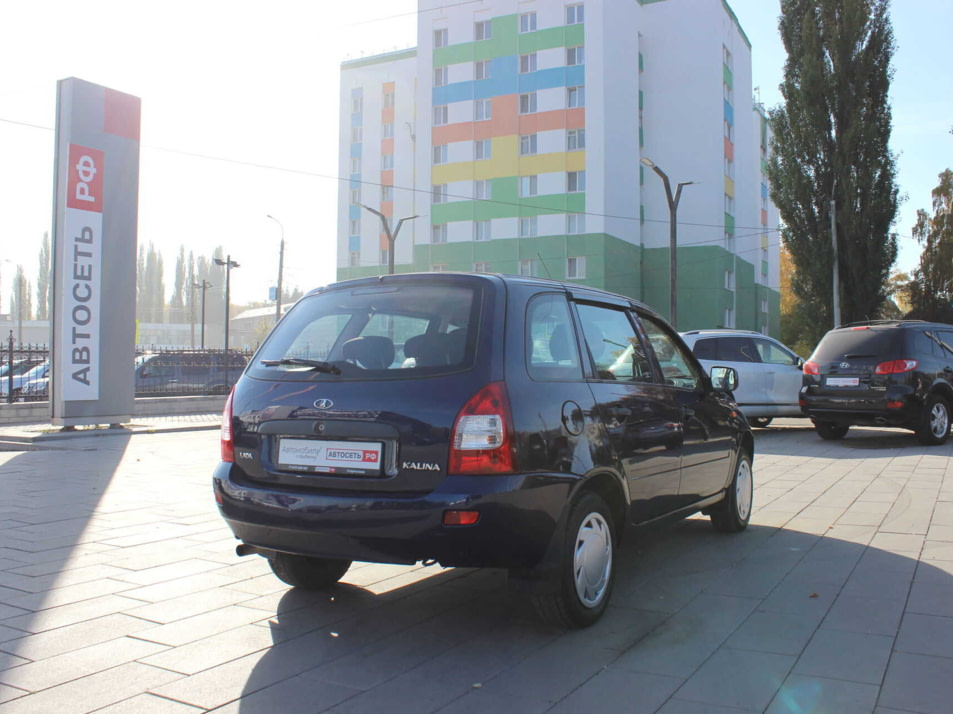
[
  {"xmin": 247, "ymin": 282, "xmax": 480, "ymax": 381},
  {"xmin": 812, "ymin": 329, "xmax": 901, "ymax": 361}
]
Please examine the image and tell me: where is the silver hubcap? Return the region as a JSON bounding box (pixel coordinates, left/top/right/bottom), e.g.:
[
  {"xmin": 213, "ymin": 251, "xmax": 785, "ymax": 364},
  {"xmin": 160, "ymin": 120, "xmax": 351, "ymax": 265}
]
[
  {"xmin": 573, "ymin": 512, "xmax": 612, "ymax": 608},
  {"xmin": 931, "ymin": 403, "xmax": 949, "ymax": 438},
  {"xmin": 735, "ymin": 459, "xmax": 752, "ymax": 521}
]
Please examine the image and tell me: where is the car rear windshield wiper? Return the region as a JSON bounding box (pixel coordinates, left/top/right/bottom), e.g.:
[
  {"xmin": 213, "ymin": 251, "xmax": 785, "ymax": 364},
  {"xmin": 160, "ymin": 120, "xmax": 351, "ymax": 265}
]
[{"xmin": 260, "ymin": 358, "xmax": 341, "ymax": 374}]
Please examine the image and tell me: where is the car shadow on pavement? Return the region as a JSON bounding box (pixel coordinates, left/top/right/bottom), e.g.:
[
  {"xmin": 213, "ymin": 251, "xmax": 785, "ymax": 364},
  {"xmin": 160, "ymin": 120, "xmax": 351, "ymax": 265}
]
[{"xmin": 228, "ymin": 503, "xmax": 953, "ymax": 714}]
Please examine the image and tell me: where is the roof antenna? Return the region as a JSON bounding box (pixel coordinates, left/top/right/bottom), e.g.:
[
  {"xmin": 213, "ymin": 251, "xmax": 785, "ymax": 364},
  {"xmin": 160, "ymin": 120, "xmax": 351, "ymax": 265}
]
[{"xmin": 536, "ymin": 252, "xmax": 553, "ymax": 279}]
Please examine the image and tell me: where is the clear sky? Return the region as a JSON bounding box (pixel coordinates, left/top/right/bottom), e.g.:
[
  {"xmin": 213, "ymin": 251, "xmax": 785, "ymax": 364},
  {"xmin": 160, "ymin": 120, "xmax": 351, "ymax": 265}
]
[{"xmin": 1, "ymin": 0, "xmax": 950, "ymax": 309}]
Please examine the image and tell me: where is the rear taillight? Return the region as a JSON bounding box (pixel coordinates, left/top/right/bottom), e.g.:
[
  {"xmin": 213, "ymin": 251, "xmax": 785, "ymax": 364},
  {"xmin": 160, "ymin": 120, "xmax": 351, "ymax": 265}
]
[
  {"xmin": 221, "ymin": 388, "xmax": 235, "ymax": 463},
  {"xmin": 448, "ymin": 382, "xmax": 517, "ymax": 475},
  {"xmin": 875, "ymin": 359, "xmax": 918, "ymax": 375},
  {"xmin": 803, "ymin": 361, "xmax": 820, "ymax": 376}
]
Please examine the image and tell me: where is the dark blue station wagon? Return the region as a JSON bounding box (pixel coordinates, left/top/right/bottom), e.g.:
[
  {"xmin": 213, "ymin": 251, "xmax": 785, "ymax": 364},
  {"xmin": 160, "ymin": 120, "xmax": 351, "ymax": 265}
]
[{"xmin": 214, "ymin": 273, "xmax": 753, "ymax": 627}]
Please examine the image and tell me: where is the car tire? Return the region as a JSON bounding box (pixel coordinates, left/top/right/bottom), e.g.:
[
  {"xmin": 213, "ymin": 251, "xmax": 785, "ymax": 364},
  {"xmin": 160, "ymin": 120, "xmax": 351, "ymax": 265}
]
[
  {"xmin": 814, "ymin": 421, "xmax": 849, "ymax": 440},
  {"xmin": 710, "ymin": 452, "xmax": 753, "ymax": 533},
  {"xmin": 268, "ymin": 552, "xmax": 352, "ymax": 589},
  {"xmin": 532, "ymin": 492, "xmax": 616, "ymax": 628},
  {"xmin": 916, "ymin": 394, "xmax": 951, "ymax": 446},
  {"xmin": 749, "ymin": 417, "xmax": 773, "ymax": 428}
]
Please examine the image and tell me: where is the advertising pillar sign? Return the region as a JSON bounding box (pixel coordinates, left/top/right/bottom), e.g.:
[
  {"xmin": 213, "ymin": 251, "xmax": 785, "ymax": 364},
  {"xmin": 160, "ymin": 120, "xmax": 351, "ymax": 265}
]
[{"xmin": 51, "ymin": 78, "xmax": 140, "ymax": 426}]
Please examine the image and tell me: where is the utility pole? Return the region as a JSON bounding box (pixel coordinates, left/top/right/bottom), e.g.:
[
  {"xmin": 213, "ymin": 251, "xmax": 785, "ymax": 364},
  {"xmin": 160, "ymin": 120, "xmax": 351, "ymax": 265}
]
[
  {"xmin": 831, "ymin": 198, "xmax": 841, "ymax": 328},
  {"xmin": 267, "ymin": 215, "xmax": 285, "ymax": 323},
  {"xmin": 213, "ymin": 256, "xmax": 240, "ymax": 389},
  {"xmin": 192, "ymin": 280, "xmax": 212, "ymax": 349},
  {"xmin": 354, "ymin": 203, "xmax": 418, "ymax": 275}
]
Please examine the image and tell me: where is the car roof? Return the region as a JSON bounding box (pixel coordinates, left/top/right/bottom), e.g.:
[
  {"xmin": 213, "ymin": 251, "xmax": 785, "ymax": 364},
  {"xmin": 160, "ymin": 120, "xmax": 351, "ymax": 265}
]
[
  {"xmin": 681, "ymin": 329, "xmax": 766, "ymax": 337},
  {"xmin": 832, "ymin": 320, "xmax": 950, "ymax": 331}
]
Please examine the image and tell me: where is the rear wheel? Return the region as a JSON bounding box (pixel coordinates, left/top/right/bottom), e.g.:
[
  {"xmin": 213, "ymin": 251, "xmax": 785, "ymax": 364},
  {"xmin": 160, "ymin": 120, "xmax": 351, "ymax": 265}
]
[
  {"xmin": 749, "ymin": 417, "xmax": 773, "ymax": 428},
  {"xmin": 532, "ymin": 492, "xmax": 615, "ymax": 628},
  {"xmin": 710, "ymin": 452, "xmax": 753, "ymax": 533},
  {"xmin": 917, "ymin": 394, "xmax": 950, "ymax": 446},
  {"xmin": 268, "ymin": 552, "xmax": 352, "ymax": 589},
  {"xmin": 814, "ymin": 421, "xmax": 849, "ymax": 440}
]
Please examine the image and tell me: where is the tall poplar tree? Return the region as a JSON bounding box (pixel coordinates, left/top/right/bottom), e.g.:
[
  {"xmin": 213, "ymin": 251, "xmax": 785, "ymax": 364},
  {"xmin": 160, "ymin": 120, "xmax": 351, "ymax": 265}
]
[
  {"xmin": 36, "ymin": 232, "xmax": 51, "ymax": 320},
  {"xmin": 768, "ymin": 0, "xmax": 899, "ymax": 344},
  {"xmin": 906, "ymin": 170, "xmax": 953, "ymax": 322}
]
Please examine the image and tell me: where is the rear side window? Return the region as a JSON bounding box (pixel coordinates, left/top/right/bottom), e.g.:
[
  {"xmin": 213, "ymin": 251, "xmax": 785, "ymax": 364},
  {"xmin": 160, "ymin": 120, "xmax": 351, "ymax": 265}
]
[
  {"xmin": 525, "ymin": 294, "xmax": 582, "ymax": 381},
  {"xmin": 719, "ymin": 337, "xmax": 761, "ymax": 363},
  {"xmin": 250, "ymin": 283, "xmax": 480, "ymax": 380},
  {"xmin": 812, "ymin": 329, "xmax": 900, "ymax": 361}
]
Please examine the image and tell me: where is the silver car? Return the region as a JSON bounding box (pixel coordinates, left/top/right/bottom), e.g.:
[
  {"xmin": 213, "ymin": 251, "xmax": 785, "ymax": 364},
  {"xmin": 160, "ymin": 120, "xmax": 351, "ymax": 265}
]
[{"xmin": 680, "ymin": 330, "xmax": 804, "ymax": 427}]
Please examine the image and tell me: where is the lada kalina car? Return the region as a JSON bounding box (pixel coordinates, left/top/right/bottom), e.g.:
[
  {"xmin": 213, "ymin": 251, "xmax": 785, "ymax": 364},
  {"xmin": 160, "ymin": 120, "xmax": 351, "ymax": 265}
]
[
  {"xmin": 801, "ymin": 320, "xmax": 953, "ymax": 444},
  {"xmin": 213, "ymin": 273, "xmax": 754, "ymax": 627}
]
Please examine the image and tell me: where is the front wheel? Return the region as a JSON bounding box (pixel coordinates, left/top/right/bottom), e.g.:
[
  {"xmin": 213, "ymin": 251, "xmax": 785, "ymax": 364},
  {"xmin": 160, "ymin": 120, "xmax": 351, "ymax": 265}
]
[
  {"xmin": 710, "ymin": 452, "xmax": 753, "ymax": 533},
  {"xmin": 532, "ymin": 492, "xmax": 616, "ymax": 628},
  {"xmin": 268, "ymin": 552, "xmax": 352, "ymax": 589},
  {"xmin": 814, "ymin": 421, "xmax": 849, "ymax": 441},
  {"xmin": 917, "ymin": 394, "xmax": 951, "ymax": 446},
  {"xmin": 749, "ymin": 417, "xmax": 773, "ymax": 428}
]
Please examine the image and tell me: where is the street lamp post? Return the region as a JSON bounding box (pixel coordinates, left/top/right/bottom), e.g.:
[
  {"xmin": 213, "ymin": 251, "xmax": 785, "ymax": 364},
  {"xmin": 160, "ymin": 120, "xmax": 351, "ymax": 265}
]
[
  {"xmin": 355, "ymin": 203, "xmax": 419, "ymax": 275},
  {"xmin": 640, "ymin": 157, "xmax": 696, "ymax": 329},
  {"xmin": 213, "ymin": 256, "xmax": 240, "ymax": 389},
  {"xmin": 192, "ymin": 280, "xmax": 213, "ymax": 349},
  {"xmin": 266, "ymin": 214, "xmax": 285, "ymax": 323}
]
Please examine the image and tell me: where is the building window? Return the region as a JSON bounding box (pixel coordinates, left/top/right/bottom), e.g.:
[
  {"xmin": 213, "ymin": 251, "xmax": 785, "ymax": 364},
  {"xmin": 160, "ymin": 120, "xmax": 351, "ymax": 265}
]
[
  {"xmin": 433, "ymin": 145, "xmax": 448, "ymax": 165},
  {"xmin": 520, "ymin": 12, "xmax": 537, "ymax": 33},
  {"xmin": 473, "ymin": 262, "xmax": 489, "ymax": 273},
  {"xmin": 475, "ymin": 98, "xmax": 492, "ymax": 121},
  {"xmin": 475, "ymin": 60, "xmax": 491, "ymax": 80},
  {"xmin": 724, "ymin": 156, "xmax": 734, "ymax": 178},
  {"xmin": 382, "ymin": 122, "xmax": 394, "ymax": 139},
  {"xmin": 383, "ymin": 91, "xmax": 395, "ymax": 108},
  {"xmin": 723, "ymin": 45, "xmax": 733, "ymax": 69},
  {"xmin": 349, "ymin": 187, "xmax": 361, "ymax": 204},
  {"xmin": 519, "ymin": 175, "xmax": 538, "ymax": 197},
  {"xmin": 475, "ymin": 139, "xmax": 492, "ymax": 160},
  {"xmin": 475, "ymin": 20, "xmax": 492, "ymax": 41},
  {"xmin": 432, "ymin": 184, "xmax": 448, "ymax": 204},
  {"xmin": 724, "ymin": 119, "xmax": 733, "ymax": 141},
  {"xmin": 567, "ymin": 214, "xmax": 586, "ymax": 234},
  {"xmin": 350, "ymin": 157, "xmax": 361, "ymax": 173},
  {"xmin": 724, "ymin": 194, "xmax": 734, "ymax": 214},
  {"xmin": 474, "ymin": 220, "xmax": 491, "ymax": 241},
  {"xmin": 761, "ymin": 299, "xmax": 769, "ymax": 313},
  {"xmin": 567, "ymin": 86, "xmax": 585, "ymax": 108},
  {"xmin": 568, "ymin": 171, "xmax": 586, "ymax": 192},
  {"xmin": 519, "ymin": 259, "xmax": 537, "ymax": 276},
  {"xmin": 725, "ymin": 270, "xmax": 735, "ymax": 289},
  {"xmin": 381, "ymin": 154, "xmax": 394, "ymax": 170},
  {"xmin": 724, "ymin": 307, "xmax": 735, "ymax": 328},
  {"xmin": 349, "ymin": 251, "xmax": 360, "ymax": 267},
  {"xmin": 519, "ymin": 134, "xmax": 538, "ymax": 156},
  {"xmin": 433, "ymin": 105, "xmax": 449, "ymax": 126},
  {"xmin": 350, "ymin": 127, "xmax": 362, "ymax": 143},
  {"xmin": 349, "ymin": 218, "xmax": 360, "ymax": 235},
  {"xmin": 432, "ymin": 264, "xmax": 448, "ymax": 272},
  {"xmin": 567, "ymin": 4, "xmax": 584, "ymax": 24},
  {"xmin": 474, "ymin": 179, "xmax": 491, "ymax": 199},
  {"xmin": 567, "ymin": 128, "xmax": 585, "ymax": 150},
  {"xmin": 434, "ymin": 28, "xmax": 448, "ymax": 48},
  {"xmin": 519, "ymin": 92, "xmax": 538, "ymax": 114},
  {"xmin": 520, "ymin": 53, "xmax": 537, "ymax": 74},
  {"xmin": 380, "ymin": 248, "xmax": 390, "ymax": 266},
  {"xmin": 519, "ymin": 216, "xmax": 538, "ymax": 237},
  {"xmin": 434, "ymin": 67, "xmax": 448, "ymax": 87},
  {"xmin": 432, "ymin": 224, "xmax": 448, "ymax": 244},
  {"xmin": 381, "ymin": 185, "xmax": 393, "ymax": 201},
  {"xmin": 567, "ymin": 46, "xmax": 584, "ymax": 66},
  {"xmin": 724, "ymin": 82, "xmax": 733, "ymax": 103},
  {"xmin": 351, "ymin": 96, "xmax": 362, "ymax": 113},
  {"xmin": 567, "ymin": 257, "xmax": 586, "ymax": 279}
]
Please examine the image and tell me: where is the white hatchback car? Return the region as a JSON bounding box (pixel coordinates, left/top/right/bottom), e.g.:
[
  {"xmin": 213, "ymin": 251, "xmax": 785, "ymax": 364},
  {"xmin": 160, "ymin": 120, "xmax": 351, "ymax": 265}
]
[{"xmin": 680, "ymin": 330, "xmax": 804, "ymax": 427}]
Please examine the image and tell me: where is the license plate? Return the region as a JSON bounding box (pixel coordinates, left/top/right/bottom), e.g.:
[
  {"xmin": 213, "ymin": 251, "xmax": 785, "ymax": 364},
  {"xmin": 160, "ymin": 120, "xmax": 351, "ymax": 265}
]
[
  {"xmin": 826, "ymin": 376, "xmax": 860, "ymax": 387},
  {"xmin": 277, "ymin": 438, "xmax": 383, "ymax": 476}
]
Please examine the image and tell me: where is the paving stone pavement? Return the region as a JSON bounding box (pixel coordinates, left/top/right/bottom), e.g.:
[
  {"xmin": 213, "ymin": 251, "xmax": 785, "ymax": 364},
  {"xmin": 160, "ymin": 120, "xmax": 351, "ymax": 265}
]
[{"xmin": 0, "ymin": 418, "xmax": 951, "ymax": 713}]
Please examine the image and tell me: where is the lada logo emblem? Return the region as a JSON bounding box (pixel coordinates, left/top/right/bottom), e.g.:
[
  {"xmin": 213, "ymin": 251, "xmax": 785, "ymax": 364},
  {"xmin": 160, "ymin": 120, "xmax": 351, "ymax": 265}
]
[
  {"xmin": 313, "ymin": 399, "xmax": 334, "ymax": 409},
  {"xmin": 839, "ymin": 362, "xmax": 850, "ymax": 369}
]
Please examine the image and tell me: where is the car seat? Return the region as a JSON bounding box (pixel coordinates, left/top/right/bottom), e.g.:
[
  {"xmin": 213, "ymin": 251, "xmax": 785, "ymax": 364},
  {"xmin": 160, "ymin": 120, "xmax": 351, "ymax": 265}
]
[{"xmin": 342, "ymin": 336, "xmax": 396, "ymax": 370}]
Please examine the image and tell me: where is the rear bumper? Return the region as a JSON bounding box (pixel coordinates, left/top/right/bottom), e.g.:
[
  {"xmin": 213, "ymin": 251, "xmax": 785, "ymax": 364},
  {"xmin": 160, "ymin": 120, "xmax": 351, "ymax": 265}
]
[
  {"xmin": 213, "ymin": 462, "xmax": 574, "ymax": 568},
  {"xmin": 801, "ymin": 391, "xmax": 920, "ymax": 427}
]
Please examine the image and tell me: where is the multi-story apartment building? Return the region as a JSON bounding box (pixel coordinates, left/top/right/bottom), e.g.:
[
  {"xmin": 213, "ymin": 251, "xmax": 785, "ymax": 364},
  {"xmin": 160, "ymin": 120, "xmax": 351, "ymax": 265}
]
[{"xmin": 337, "ymin": 0, "xmax": 780, "ymax": 334}]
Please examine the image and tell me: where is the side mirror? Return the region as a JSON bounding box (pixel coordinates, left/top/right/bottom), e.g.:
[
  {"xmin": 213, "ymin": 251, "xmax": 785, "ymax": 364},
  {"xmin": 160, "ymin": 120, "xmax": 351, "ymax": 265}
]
[
  {"xmin": 796, "ymin": 356, "xmax": 805, "ymax": 368},
  {"xmin": 710, "ymin": 365, "xmax": 739, "ymax": 392}
]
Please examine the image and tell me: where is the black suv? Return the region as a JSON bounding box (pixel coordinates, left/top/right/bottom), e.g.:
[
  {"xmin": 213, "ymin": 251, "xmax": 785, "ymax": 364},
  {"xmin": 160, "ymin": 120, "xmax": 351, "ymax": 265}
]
[
  {"xmin": 213, "ymin": 273, "xmax": 753, "ymax": 627},
  {"xmin": 801, "ymin": 320, "xmax": 953, "ymax": 444}
]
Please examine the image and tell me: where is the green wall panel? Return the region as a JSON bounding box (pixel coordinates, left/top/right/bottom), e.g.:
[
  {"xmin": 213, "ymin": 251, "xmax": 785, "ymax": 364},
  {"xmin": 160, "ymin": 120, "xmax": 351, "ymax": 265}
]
[{"xmin": 433, "ymin": 16, "xmax": 583, "ymax": 66}]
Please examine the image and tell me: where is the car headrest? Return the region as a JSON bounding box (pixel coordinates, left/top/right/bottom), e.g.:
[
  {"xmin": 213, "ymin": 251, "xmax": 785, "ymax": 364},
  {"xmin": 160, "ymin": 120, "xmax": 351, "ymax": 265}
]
[
  {"xmin": 403, "ymin": 334, "xmax": 449, "ymax": 367},
  {"xmin": 549, "ymin": 324, "xmax": 573, "ymax": 362},
  {"xmin": 342, "ymin": 336, "xmax": 395, "ymax": 370}
]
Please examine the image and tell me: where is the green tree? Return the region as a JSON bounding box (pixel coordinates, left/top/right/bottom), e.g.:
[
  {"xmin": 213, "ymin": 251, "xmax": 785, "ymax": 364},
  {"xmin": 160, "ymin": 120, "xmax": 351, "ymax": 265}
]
[
  {"xmin": 10, "ymin": 264, "xmax": 33, "ymax": 326},
  {"xmin": 768, "ymin": 0, "xmax": 899, "ymax": 344},
  {"xmin": 136, "ymin": 242, "xmax": 166, "ymax": 323},
  {"xmin": 36, "ymin": 232, "xmax": 51, "ymax": 320},
  {"xmin": 170, "ymin": 246, "xmax": 186, "ymax": 310},
  {"xmin": 906, "ymin": 170, "xmax": 953, "ymax": 322}
]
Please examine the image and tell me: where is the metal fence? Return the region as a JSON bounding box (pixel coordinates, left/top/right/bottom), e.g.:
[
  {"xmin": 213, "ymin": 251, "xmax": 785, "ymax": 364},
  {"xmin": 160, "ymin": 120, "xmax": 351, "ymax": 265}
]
[{"xmin": 2, "ymin": 338, "xmax": 254, "ymax": 403}]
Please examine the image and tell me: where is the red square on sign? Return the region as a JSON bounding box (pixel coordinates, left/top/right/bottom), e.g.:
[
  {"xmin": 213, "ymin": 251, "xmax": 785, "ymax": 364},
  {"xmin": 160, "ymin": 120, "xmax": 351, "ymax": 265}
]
[
  {"xmin": 66, "ymin": 144, "xmax": 105, "ymax": 213},
  {"xmin": 363, "ymin": 451, "xmax": 379, "ymax": 463}
]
